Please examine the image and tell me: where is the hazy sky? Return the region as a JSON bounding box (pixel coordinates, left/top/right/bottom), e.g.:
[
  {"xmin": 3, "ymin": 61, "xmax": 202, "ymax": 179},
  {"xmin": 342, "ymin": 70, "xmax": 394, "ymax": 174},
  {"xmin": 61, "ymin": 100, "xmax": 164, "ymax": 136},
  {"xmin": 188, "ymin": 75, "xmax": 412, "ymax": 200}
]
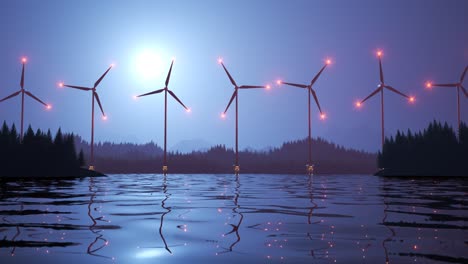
[{"xmin": 0, "ymin": 0, "xmax": 467, "ymax": 152}]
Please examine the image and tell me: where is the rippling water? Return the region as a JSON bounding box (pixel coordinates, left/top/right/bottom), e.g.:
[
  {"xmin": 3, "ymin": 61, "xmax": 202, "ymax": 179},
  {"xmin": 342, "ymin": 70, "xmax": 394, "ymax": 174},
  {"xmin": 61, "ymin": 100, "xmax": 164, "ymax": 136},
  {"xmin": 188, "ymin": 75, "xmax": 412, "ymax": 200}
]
[{"xmin": 0, "ymin": 174, "xmax": 466, "ymax": 263}]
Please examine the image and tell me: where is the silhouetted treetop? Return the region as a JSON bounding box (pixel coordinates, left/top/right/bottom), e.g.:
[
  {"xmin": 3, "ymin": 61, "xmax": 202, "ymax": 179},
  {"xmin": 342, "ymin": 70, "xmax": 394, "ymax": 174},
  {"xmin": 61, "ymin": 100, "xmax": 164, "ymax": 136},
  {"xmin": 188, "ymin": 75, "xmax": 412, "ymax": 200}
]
[
  {"xmin": 378, "ymin": 120, "xmax": 467, "ymax": 176},
  {"xmin": 0, "ymin": 122, "xmax": 84, "ymax": 178}
]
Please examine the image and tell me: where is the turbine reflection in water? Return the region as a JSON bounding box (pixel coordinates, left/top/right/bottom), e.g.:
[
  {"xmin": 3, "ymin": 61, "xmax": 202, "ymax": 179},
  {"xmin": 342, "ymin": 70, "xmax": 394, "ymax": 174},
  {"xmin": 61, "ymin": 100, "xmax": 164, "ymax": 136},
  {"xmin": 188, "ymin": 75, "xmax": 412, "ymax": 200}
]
[
  {"xmin": 381, "ymin": 179, "xmax": 396, "ymax": 264},
  {"xmin": 307, "ymin": 176, "xmax": 319, "ymax": 225},
  {"xmin": 159, "ymin": 174, "xmax": 172, "ymax": 254},
  {"xmin": 229, "ymin": 175, "xmax": 244, "ymax": 251},
  {"xmin": 0, "ymin": 175, "xmax": 466, "ymax": 263},
  {"xmin": 306, "ymin": 175, "xmax": 325, "ymax": 259},
  {"xmin": 86, "ymin": 177, "xmax": 111, "ymax": 259},
  {"xmin": 218, "ymin": 174, "xmax": 243, "ymax": 254}
]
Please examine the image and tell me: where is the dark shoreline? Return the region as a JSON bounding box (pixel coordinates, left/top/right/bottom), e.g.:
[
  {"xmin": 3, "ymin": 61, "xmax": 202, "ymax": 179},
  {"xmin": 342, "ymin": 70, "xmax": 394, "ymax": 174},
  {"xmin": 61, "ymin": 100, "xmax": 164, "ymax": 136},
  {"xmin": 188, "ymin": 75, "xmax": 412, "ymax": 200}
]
[
  {"xmin": 2, "ymin": 169, "xmax": 466, "ymax": 179},
  {"xmin": 0, "ymin": 168, "xmax": 105, "ymax": 181},
  {"xmin": 374, "ymin": 168, "xmax": 467, "ymax": 178}
]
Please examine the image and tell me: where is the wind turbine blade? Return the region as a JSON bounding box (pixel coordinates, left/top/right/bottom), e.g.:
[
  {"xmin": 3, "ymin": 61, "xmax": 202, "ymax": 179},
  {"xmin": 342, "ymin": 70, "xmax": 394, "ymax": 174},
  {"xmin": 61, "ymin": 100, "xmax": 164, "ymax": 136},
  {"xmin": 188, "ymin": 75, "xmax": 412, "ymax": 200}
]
[
  {"xmin": 361, "ymin": 86, "xmax": 382, "ymax": 103},
  {"xmin": 379, "ymin": 57, "xmax": 384, "ymax": 83},
  {"xmin": 93, "ymin": 92, "xmax": 106, "ymax": 116},
  {"xmin": 224, "ymin": 90, "xmax": 237, "ymax": 113},
  {"xmin": 384, "ymin": 85, "xmax": 409, "ymax": 99},
  {"xmin": 20, "ymin": 63, "xmax": 25, "ymax": 89},
  {"xmin": 25, "ymin": 91, "xmax": 47, "ymax": 107},
  {"xmin": 461, "ymin": 86, "xmax": 468, "ymax": 98},
  {"xmin": 94, "ymin": 65, "xmax": 112, "ymax": 88},
  {"xmin": 221, "ymin": 63, "xmax": 237, "ymax": 87},
  {"xmin": 310, "ymin": 64, "xmax": 327, "ymax": 86},
  {"xmin": 0, "ymin": 91, "xmax": 21, "ymax": 103},
  {"xmin": 137, "ymin": 88, "xmax": 165, "ymax": 97},
  {"xmin": 460, "ymin": 66, "xmax": 468, "ymax": 82},
  {"xmin": 282, "ymin": 82, "xmax": 308, "ymax": 88},
  {"xmin": 63, "ymin": 85, "xmax": 93, "ymax": 91},
  {"xmin": 310, "ymin": 89, "xmax": 323, "ymax": 113},
  {"xmin": 238, "ymin": 85, "xmax": 266, "ymax": 89},
  {"xmin": 165, "ymin": 60, "xmax": 174, "ymax": 87},
  {"xmin": 168, "ymin": 89, "xmax": 188, "ymax": 110},
  {"xmin": 431, "ymin": 83, "xmax": 457, "ymax": 87}
]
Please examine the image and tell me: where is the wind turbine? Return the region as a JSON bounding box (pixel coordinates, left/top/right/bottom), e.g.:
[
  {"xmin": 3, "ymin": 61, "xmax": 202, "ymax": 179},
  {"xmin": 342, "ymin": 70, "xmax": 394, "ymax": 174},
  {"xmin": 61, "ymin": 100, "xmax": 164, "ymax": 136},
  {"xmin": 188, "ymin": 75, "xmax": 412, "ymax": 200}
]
[
  {"xmin": 277, "ymin": 59, "xmax": 330, "ymax": 175},
  {"xmin": 219, "ymin": 58, "xmax": 270, "ymax": 174},
  {"xmin": 59, "ymin": 64, "xmax": 113, "ymax": 171},
  {"xmin": 136, "ymin": 59, "xmax": 190, "ymax": 174},
  {"xmin": 425, "ymin": 66, "xmax": 468, "ymax": 134},
  {"xmin": 356, "ymin": 50, "xmax": 415, "ymax": 151},
  {"xmin": 0, "ymin": 57, "xmax": 51, "ymax": 142}
]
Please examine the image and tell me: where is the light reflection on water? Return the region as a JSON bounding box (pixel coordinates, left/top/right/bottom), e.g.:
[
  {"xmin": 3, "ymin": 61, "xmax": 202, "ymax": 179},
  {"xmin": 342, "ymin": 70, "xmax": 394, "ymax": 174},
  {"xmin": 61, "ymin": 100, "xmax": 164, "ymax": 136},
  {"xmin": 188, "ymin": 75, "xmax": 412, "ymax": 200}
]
[{"xmin": 0, "ymin": 174, "xmax": 466, "ymax": 263}]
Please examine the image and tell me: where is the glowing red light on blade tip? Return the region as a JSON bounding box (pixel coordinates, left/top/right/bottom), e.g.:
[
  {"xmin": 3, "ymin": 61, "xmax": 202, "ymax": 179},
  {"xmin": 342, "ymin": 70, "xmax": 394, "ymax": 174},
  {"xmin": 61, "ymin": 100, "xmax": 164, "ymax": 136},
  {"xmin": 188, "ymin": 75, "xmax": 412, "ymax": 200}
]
[
  {"xmin": 320, "ymin": 113, "xmax": 326, "ymax": 120},
  {"xmin": 186, "ymin": 108, "xmax": 191, "ymax": 113},
  {"xmin": 221, "ymin": 112, "xmax": 226, "ymax": 119},
  {"xmin": 58, "ymin": 82, "xmax": 64, "ymax": 88},
  {"xmin": 276, "ymin": 80, "xmax": 282, "ymax": 85},
  {"xmin": 409, "ymin": 96, "xmax": 415, "ymax": 103},
  {"xmin": 21, "ymin": 57, "xmax": 27, "ymax": 63},
  {"xmin": 425, "ymin": 82, "xmax": 432, "ymax": 88},
  {"xmin": 326, "ymin": 59, "xmax": 332, "ymax": 65},
  {"xmin": 46, "ymin": 104, "xmax": 52, "ymax": 110},
  {"xmin": 102, "ymin": 115, "xmax": 108, "ymax": 120},
  {"xmin": 266, "ymin": 85, "xmax": 271, "ymax": 89},
  {"xmin": 356, "ymin": 101, "xmax": 362, "ymax": 108},
  {"xmin": 377, "ymin": 50, "xmax": 383, "ymax": 57},
  {"xmin": 217, "ymin": 58, "xmax": 223, "ymax": 64}
]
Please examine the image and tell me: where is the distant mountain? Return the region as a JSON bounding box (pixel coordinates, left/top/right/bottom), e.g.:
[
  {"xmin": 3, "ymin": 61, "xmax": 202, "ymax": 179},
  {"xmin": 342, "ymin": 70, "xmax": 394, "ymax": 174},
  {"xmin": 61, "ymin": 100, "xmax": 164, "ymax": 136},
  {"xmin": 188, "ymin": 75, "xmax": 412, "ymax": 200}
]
[{"xmin": 170, "ymin": 138, "xmax": 213, "ymax": 153}]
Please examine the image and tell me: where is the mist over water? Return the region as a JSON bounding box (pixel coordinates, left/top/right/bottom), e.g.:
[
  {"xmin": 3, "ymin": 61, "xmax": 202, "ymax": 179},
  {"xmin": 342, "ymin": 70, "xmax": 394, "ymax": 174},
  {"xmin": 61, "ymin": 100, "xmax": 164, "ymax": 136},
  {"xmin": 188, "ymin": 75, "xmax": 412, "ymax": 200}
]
[{"xmin": 0, "ymin": 174, "xmax": 466, "ymax": 263}]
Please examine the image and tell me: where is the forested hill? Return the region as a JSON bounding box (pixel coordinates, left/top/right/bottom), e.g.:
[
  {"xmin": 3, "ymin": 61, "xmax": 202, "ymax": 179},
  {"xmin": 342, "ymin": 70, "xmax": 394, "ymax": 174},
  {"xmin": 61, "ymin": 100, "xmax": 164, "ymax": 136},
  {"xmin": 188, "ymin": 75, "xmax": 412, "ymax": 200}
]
[
  {"xmin": 80, "ymin": 137, "xmax": 376, "ymax": 174},
  {"xmin": 74, "ymin": 136, "xmax": 163, "ymax": 160}
]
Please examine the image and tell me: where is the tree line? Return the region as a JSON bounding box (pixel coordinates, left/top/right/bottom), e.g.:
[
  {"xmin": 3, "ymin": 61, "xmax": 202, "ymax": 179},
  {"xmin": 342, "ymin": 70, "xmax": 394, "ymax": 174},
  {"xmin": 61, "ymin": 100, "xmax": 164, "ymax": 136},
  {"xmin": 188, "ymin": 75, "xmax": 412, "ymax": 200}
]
[
  {"xmin": 74, "ymin": 136, "xmax": 163, "ymax": 160},
  {"xmin": 4, "ymin": 120, "xmax": 464, "ymax": 176},
  {"xmin": 0, "ymin": 121, "xmax": 377, "ymax": 176},
  {"xmin": 86, "ymin": 137, "xmax": 377, "ymax": 174},
  {"xmin": 378, "ymin": 121, "xmax": 468, "ymax": 176},
  {"xmin": 0, "ymin": 122, "xmax": 84, "ymax": 177}
]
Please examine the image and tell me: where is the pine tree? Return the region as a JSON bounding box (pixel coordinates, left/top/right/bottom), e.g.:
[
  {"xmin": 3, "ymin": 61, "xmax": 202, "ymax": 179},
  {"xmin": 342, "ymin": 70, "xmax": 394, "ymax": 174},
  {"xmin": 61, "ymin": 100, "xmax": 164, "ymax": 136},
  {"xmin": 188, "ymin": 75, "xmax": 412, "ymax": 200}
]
[
  {"xmin": 54, "ymin": 128, "xmax": 63, "ymax": 145},
  {"xmin": 78, "ymin": 149, "xmax": 85, "ymax": 167},
  {"xmin": 10, "ymin": 124, "xmax": 18, "ymax": 144},
  {"xmin": 46, "ymin": 129, "xmax": 53, "ymax": 143}
]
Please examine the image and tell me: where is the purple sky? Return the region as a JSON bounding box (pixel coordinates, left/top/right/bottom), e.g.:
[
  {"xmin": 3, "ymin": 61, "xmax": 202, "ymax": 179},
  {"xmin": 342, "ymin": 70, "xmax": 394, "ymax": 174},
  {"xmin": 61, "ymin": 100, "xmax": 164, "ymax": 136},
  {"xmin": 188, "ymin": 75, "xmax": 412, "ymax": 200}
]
[{"xmin": 0, "ymin": 0, "xmax": 467, "ymax": 152}]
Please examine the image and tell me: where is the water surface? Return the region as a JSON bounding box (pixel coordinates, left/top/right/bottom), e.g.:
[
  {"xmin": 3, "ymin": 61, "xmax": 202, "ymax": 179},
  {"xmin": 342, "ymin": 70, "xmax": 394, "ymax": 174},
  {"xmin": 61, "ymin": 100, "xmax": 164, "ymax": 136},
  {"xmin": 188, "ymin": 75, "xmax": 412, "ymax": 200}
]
[{"xmin": 0, "ymin": 174, "xmax": 466, "ymax": 263}]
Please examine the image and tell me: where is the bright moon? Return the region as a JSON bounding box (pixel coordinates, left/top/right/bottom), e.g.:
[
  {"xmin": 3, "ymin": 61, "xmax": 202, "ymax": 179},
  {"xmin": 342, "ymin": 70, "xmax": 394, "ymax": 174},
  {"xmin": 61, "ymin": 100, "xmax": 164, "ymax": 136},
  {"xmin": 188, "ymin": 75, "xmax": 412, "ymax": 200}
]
[{"xmin": 134, "ymin": 50, "xmax": 163, "ymax": 81}]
